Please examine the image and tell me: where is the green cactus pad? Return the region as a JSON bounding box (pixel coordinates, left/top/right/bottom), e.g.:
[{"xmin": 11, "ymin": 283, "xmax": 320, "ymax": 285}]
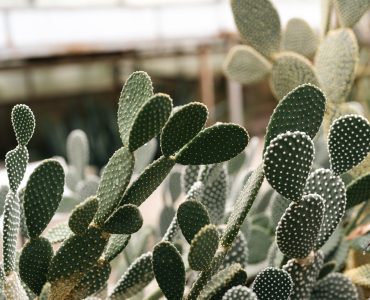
[
  {"xmin": 0, "ymin": 185, "xmax": 9, "ymax": 216},
  {"xmin": 304, "ymin": 169, "xmax": 347, "ymax": 248},
  {"xmin": 317, "ymin": 261, "xmax": 336, "ymax": 280},
  {"xmin": 346, "ymin": 172, "xmax": 370, "ymax": 209},
  {"xmin": 315, "ymin": 29, "xmax": 358, "ymax": 103},
  {"xmin": 24, "ymin": 159, "xmax": 64, "ymax": 238},
  {"xmin": 198, "ymin": 263, "xmax": 247, "ymax": 300},
  {"xmin": 271, "ymin": 193, "xmax": 292, "ymax": 229},
  {"xmin": 222, "ymin": 285, "xmax": 257, "ymax": 300},
  {"xmin": 177, "ymin": 200, "xmax": 210, "ymax": 244},
  {"xmin": 67, "ymin": 129, "xmax": 89, "ymax": 179},
  {"xmin": 69, "ymin": 196, "xmax": 99, "ymax": 235},
  {"xmin": 282, "ymin": 18, "xmax": 318, "ymax": 58},
  {"xmin": 311, "ymin": 272, "xmax": 358, "ymax": 300},
  {"xmin": 277, "ymin": 194, "xmax": 324, "ymax": 259},
  {"xmin": 76, "ymin": 176, "xmax": 99, "ymax": 201},
  {"xmin": 120, "ymin": 156, "xmax": 175, "ymax": 207},
  {"xmin": 175, "ymin": 123, "xmax": 249, "ymax": 165},
  {"xmin": 222, "ymin": 165, "xmax": 264, "ymax": 247},
  {"xmin": 11, "ymin": 104, "xmax": 35, "ymax": 146},
  {"xmin": 264, "ymin": 131, "xmax": 314, "ymax": 201},
  {"xmin": 252, "ymin": 267, "xmax": 293, "ymax": 300},
  {"xmin": 282, "ymin": 251, "xmax": 324, "ymax": 300},
  {"xmin": 5, "ymin": 146, "xmax": 28, "ymax": 192},
  {"xmin": 44, "ymin": 223, "xmax": 73, "ymax": 244},
  {"xmin": 222, "ymin": 231, "xmax": 248, "ymax": 269},
  {"xmin": 67, "ymin": 261, "xmax": 111, "ymax": 300},
  {"xmin": 270, "ymin": 54, "xmax": 319, "ymax": 101},
  {"xmin": 264, "ymin": 84, "xmax": 325, "ymax": 152},
  {"xmin": 104, "ymin": 234, "xmax": 130, "ymax": 262},
  {"xmin": 128, "ymin": 93, "xmax": 173, "ymax": 152},
  {"xmin": 188, "ymin": 224, "xmax": 219, "ymax": 271},
  {"xmin": 109, "ymin": 252, "xmax": 153, "ymax": 299},
  {"xmin": 328, "ymin": 115, "xmax": 370, "ymax": 175},
  {"xmin": 223, "ymin": 45, "xmax": 271, "ymax": 84},
  {"xmin": 160, "ymin": 103, "xmax": 208, "ymax": 157},
  {"xmin": 19, "ymin": 237, "xmax": 53, "ymax": 295},
  {"xmin": 231, "ymin": 0, "xmax": 281, "ymax": 58},
  {"xmin": 335, "ymin": 0, "xmax": 370, "ymax": 27},
  {"xmin": 103, "ymin": 204, "xmax": 143, "ymax": 234},
  {"xmin": 93, "ymin": 147, "xmax": 134, "ymax": 225},
  {"xmin": 247, "ymin": 225, "xmax": 273, "ymax": 264},
  {"xmin": 182, "ymin": 165, "xmax": 201, "ymax": 194},
  {"xmin": 117, "ymin": 71, "xmax": 153, "ymax": 146},
  {"xmin": 3, "ymin": 191, "xmax": 21, "ymax": 274},
  {"xmin": 48, "ymin": 228, "xmax": 107, "ymax": 284},
  {"xmin": 153, "ymin": 241, "xmax": 185, "ymax": 300}
]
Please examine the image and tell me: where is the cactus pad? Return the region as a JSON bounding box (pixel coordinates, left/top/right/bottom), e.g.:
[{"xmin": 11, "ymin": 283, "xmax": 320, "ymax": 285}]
[
  {"xmin": 328, "ymin": 114, "xmax": 370, "ymax": 175},
  {"xmin": 315, "ymin": 29, "xmax": 358, "ymax": 103},
  {"xmin": 188, "ymin": 224, "xmax": 219, "ymax": 271},
  {"xmin": 45, "ymin": 223, "xmax": 72, "ymax": 244},
  {"xmin": 252, "ymin": 267, "xmax": 293, "ymax": 300},
  {"xmin": 345, "ymin": 263, "xmax": 370, "ymax": 288},
  {"xmin": 5, "ymin": 145, "xmax": 29, "ymax": 192},
  {"xmin": 270, "ymin": 54, "xmax": 319, "ymax": 101},
  {"xmin": 160, "ymin": 102, "xmax": 208, "ymax": 157},
  {"xmin": 69, "ymin": 196, "xmax": 99, "ymax": 235},
  {"xmin": 103, "ymin": 204, "xmax": 143, "ymax": 234},
  {"xmin": 311, "ymin": 272, "xmax": 358, "ymax": 300},
  {"xmin": 276, "ymin": 194, "xmax": 324, "ymax": 259},
  {"xmin": 175, "ymin": 123, "xmax": 249, "ymax": 165},
  {"xmin": 231, "ymin": 0, "xmax": 281, "ymax": 58},
  {"xmin": 264, "ymin": 84, "xmax": 325, "ymax": 151},
  {"xmin": 153, "ymin": 241, "xmax": 185, "ymax": 300},
  {"xmin": 304, "ymin": 169, "xmax": 347, "ymax": 248},
  {"xmin": 24, "ymin": 159, "xmax": 64, "ymax": 238},
  {"xmin": 346, "ymin": 172, "xmax": 370, "ymax": 209},
  {"xmin": 67, "ymin": 129, "xmax": 89, "ymax": 179},
  {"xmin": 264, "ymin": 131, "xmax": 315, "ymax": 201},
  {"xmin": 117, "ymin": 71, "xmax": 153, "ymax": 146},
  {"xmin": 11, "ymin": 104, "xmax": 35, "ymax": 146},
  {"xmin": 104, "ymin": 234, "xmax": 130, "ymax": 262},
  {"xmin": 335, "ymin": 0, "xmax": 370, "ymax": 27},
  {"xmin": 182, "ymin": 165, "xmax": 201, "ymax": 194},
  {"xmin": 128, "ymin": 93, "xmax": 173, "ymax": 152},
  {"xmin": 19, "ymin": 237, "xmax": 53, "ymax": 295},
  {"xmin": 222, "ymin": 231, "xmax": 248, "ymax": 269},
  {"xmin": 110, "ymin": 252, "xmax": 153, "ymax": 299},
  {"xmin": 223, "ymin": 45, "xmax": 271, "ymax": 84},
  {"xmin": 222, "ymin": 285, "xmax": 257, "ymax": 300},
  {"xmin": 3, "ymin": 271, "xmax": 28, "ymax": 300}
]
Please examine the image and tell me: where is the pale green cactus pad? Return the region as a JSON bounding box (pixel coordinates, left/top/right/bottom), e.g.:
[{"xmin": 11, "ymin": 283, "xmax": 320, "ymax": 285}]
[
  {"xmin": 222, "ymin": 285, "xmax": 257, "ymax": 300},
  {"xmin": 270, "ymin": 53, "xmax": 319, "ymax": 101},
  {"xmin": 252, "ymin": 267, "xmax": 293, "ymax": 300},
  {"xmin": 153, "ymin": 241, "xmax": 185, "ymax": 300},
  {"xmin": 346, "ymin": 172, "xmax": 370, "ymax": 209},
  {"xmin": 177, "ymin": 200, "xmax": 210, "ymax": 244},
  {"xmin": 128, "ymin": 93, "xmax": 173, "ymax": 152},
  {"xmin": 3, "ymin": 271, "xmax": 28, "ymax": 300},
  {"xmin": 222, "ymin": 165, "xmax": 264, "ymax": 247},
  {"xmin": 5, "ymin": 145, "xmax": 29, "ymax": 192},
  {"xmin": 117, "ymin": 71, "xmax": 153, "ymax": 146},
  {"xmin": 264, "ymin": 131, "xmax": 314, "ymax": 201},
  {"xmin": 11, "ymin": 104, "xmax": 35, "ymax": 146},
  {"xmin": 103, "ymin": 204, "xmax": 143, "ymax": 234},
  {"xmin": 69, "ymin": 196, "xmax": 99, "ymax": 235},
  {"xmin": 66, "ymin": 129, "xmax": 89, "ymax": 179},
  {"xmin": 231, "ymin": 0, "xmax": 281, "ymax": 58},
  {"xmin": 182, "ymin": 165, "xmax": 201, "ymax": 194},
  {"xmin": 223, "ymin": 45, "xmax": 271, "ymax": 84},
  {"xmin": 103, "ymin": 234, "xmax": 130, "ymax": 262},
  {"xmin": 188, "ymin": 224, "xmax": 219, "ymax": 271},
  {"xmin": 19, "ymin": 237, "xmax": 53, "ymax": 295},
  {"xmin": 283, "ymin": 251, "xmax": 324, "ymax": 300},
  {"xmin": 93, "ymin": 147, "xmax": 134, "ymax": 225},
  {"xmin": 120, "ymin": 156, "xmax": 175, "ymax": 207},
  {"xmin": 264, "ymin": 84, "xmax": 325, "ymax": 152},
  {"xmin": 304, "ymin": 169, "xmax": 347, "ymax": 249},
  {"xmin": 311, "ymin": 272, "xmax": 358, "ymax": 300},
  {"xmin": 198, "ymin": 263, "xmax": 247, "ymax": 300},
  {"xmin": 24, "ymin": 159, "xmax": 64, "ymax": 238},
  {"xmin": 334, "ymin": 0, "xmax": 370, "ymax": 27},
  {"xmin": 44, "ymin": 223, "xmax": 72, "ymax": 244},
  {"xmin": 161, "ymin": 102, "xmax": 208, "ymax": 157},
  {"xmin": 222, "ymin": 231, "xmax": 248, "ymax": 269},
  {"xmin": 328, "ymin": 115, "xmax": 370, "ymax": 175},
  {"xmin": 315, "ymin": 29, "xmax": 358, "ymax": 103},
  {"xmin": 247, "ymin": 225, "xmax": 273, "ymax": 264},
  {"xmin": 345, "ymin": 263, "xmax": 370, "ymax": 288},
  {"xmin": 276, "ymin": 194, "xmax": 324, "ymax": 259},
  {"xmin": 76, "ymin": 176, "xmax": 99, "ymax": 201},
  {"xmin": 175, "ymin": 123, "xmax": 249, "ymax": 165},
  {"xmin": 282, "ymin": 18, "xmax": 318, "ymax": 58},
  {"xmin": 109, "ymin": 252, "xmax": 153, "ymax": 299}
]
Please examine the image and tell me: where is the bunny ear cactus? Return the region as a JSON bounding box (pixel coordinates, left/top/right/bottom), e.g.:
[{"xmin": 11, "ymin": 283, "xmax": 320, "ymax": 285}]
[
  {"xmin": 66, "ymin": 129, "xmax": 89, "ymax": 180},
  {"xmin": 222, "ymin": 285, "xmax": 258, "ymax": 300},
  {"xmin": 334, "ymin": 0, "xmax": 370, "ymax": 27}
]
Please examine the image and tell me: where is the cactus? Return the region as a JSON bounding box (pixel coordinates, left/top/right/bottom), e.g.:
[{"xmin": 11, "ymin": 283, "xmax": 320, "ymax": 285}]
[
  {"xmin": 222, "ymin": 285, "xmax": 257, "ymax": 300},
  {"xmin": 346, "ymin": 172, "xmax": 370, "ymax": 209},
  {"xmin": 334, "ymin": 0, "xmax": 370, "ymax": 27}
]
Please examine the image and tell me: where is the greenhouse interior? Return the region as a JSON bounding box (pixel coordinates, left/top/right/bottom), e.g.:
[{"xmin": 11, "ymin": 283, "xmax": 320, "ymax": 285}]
[{"xmin": 0, "ymin": 0, "xmax": 369, "ymax": 299}]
